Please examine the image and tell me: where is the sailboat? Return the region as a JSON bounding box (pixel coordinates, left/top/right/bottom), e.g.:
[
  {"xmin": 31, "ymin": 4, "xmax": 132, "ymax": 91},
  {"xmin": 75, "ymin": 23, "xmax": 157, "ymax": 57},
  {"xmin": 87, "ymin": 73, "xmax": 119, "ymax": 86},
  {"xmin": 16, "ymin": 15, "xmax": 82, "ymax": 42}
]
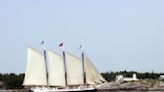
[{"xmin": 23, "ymin": 47, "xmax": 106, "ymax": 92}]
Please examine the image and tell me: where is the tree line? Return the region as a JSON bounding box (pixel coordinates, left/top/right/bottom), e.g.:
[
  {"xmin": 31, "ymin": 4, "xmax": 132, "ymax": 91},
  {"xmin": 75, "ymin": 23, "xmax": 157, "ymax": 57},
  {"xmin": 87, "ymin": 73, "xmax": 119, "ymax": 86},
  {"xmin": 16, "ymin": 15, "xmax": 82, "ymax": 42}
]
[
  {"xmin": 101, "ymin": 70, "xmax": 163, "ymax": 82},
  {"xmin": 0, "ymin": 73, "xmax": 24, "ymax": 89},
  {"xmin": 0, "ymin": 71, "xmax": 163, "ymax": 89}
]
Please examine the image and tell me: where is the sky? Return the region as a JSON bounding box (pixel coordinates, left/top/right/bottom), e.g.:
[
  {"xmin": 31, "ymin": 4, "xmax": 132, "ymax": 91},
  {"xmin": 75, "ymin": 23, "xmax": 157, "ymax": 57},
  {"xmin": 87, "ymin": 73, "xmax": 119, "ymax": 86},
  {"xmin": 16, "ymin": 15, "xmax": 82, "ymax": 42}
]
[{"xmin": 0, "ymin": 0, "xmax": 164, "ymax": 73}]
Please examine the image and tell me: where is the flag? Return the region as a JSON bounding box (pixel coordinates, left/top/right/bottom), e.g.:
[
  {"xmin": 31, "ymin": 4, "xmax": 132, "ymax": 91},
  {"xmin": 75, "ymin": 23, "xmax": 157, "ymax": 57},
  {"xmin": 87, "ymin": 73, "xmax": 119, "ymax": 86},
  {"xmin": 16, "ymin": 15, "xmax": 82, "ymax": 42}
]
[
  {"xmin": 58, "ymin": 42, "xmax": 63, "ymax": 47},
  {"xmin": 40, "ymin": 40, "xmax": 46, "ymax": 49},
  {"xmin": 79, "ymin": 45, "xmax": 82, "ymax": 49},
  {"xmin": 79, "ymin": 45, "xmax": 84, "ymax": 52},
  {"xmin": 40, "ymin": 40, "xmax": 44, "ymax": 45},
  {"xmin": 58, "ymin": 42, "xmax": 64, "ymax": 51}
]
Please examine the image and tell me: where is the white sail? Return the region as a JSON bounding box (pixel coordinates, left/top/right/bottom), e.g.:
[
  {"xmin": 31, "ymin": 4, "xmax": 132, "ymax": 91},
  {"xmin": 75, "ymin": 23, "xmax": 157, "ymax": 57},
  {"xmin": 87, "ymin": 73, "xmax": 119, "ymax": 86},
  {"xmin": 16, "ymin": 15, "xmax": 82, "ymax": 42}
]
[
  {"xmin": 85, "ymin": 56, "xmax": 106, "ymax": 84},
  {"xmin": 48, "ymin": 50, "xmax": 65, "ymax": 87},
  {"xmin": 85, "ymin": 57, "xmax": 106, "ymax": 83},
  {"xmin": 85, "ymin": 59, "xmax": 96, "ymax": 84},
  {"xmin": 65, "ymin": 52, "xmax": 83, "ymax": 85},
  {"xmin": 23, "ymin": 47, "xmax": 47, "ymax": 86}
]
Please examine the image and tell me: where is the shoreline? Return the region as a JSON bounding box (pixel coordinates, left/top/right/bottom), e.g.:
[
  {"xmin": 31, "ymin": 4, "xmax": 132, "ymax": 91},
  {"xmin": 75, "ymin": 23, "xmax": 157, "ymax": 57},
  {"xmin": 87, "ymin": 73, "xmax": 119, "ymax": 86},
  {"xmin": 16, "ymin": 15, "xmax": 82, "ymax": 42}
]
[{"xmin": 96, "ymin": 80, "xmax": 164, "ymax": 91}]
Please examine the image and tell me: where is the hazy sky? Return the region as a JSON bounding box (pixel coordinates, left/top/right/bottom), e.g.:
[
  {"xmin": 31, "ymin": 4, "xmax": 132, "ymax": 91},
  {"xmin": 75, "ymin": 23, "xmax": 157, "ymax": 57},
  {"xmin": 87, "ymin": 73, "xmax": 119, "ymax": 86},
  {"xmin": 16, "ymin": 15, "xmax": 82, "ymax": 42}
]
[{"xmin": 0, "ymin": 0, "xmax": 164, "ymax": 73}]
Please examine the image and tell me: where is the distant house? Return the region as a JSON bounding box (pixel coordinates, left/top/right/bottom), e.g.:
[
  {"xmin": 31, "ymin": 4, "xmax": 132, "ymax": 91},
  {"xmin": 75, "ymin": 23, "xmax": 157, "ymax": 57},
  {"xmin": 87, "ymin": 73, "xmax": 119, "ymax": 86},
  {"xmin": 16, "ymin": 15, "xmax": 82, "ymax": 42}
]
[
  {"xmin": 116, "ymin": 74, "xmax": 139, "ymax": 81},
  {"xmin": 0, "ymin": 81, "xmax": 6, "ymax": 90},
  {"xmin": 159, "ymin": 75, "xmax": 164, "ymax": 80}
]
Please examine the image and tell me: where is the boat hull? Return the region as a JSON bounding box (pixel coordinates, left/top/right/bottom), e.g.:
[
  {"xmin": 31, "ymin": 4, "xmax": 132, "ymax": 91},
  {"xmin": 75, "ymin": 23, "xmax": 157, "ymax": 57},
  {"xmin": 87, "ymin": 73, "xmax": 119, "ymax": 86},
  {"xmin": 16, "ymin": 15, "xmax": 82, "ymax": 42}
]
[{"xmin": 30, "ymin": 88, "xmax": 96, "ymax": 92}]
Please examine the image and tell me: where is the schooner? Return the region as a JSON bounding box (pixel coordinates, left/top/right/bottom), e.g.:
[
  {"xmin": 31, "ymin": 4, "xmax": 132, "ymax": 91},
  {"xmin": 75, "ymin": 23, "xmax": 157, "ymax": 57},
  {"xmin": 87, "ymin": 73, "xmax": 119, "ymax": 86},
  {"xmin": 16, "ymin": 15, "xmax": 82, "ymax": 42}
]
[{"xmin": 23, "ymin": 45, "xmax": 106, "ymax": 92}]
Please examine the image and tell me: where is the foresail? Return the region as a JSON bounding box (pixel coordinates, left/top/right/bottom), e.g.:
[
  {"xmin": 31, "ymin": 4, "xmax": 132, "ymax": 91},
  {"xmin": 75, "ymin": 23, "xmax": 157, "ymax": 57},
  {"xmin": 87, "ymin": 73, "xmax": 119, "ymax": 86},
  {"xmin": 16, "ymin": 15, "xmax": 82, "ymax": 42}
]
[
  {"xmin": 48, "ymin": 50, "xmax": 65, "ymax": 87},
  {"xmin": 85, "ymin": 59, "xmax": 96, "ymax": 84},
  {"xmin": 65, "ymin": 52, "xmax": 83, "ymax": 85},
  {"xmin": 88, "ymin": 57, "xmax": 106, "ymax": 82},
  {"xmin": 85, "ymin": 56, "xmax": 106, "ymax": 84},
  {"xmin": 23, "ymin": 47, "xmax": 47, "ymax": 86}
]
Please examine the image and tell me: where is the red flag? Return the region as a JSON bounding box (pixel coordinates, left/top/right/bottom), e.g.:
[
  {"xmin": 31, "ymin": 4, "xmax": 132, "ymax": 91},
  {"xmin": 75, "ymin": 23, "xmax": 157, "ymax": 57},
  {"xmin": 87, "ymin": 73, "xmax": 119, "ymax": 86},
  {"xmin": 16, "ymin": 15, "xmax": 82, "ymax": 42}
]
[{"xmin": 59, "ymin": 43, "xmax": 63, "ymax": 47}]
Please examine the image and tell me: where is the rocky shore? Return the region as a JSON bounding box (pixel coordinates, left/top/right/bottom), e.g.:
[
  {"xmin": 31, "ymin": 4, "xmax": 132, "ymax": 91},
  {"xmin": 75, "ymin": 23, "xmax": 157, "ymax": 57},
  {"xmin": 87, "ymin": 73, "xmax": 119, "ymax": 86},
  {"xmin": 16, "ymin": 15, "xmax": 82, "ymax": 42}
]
[{"xmin": 97, "ymin": 80, "xmax": 164, "ymax": 91}]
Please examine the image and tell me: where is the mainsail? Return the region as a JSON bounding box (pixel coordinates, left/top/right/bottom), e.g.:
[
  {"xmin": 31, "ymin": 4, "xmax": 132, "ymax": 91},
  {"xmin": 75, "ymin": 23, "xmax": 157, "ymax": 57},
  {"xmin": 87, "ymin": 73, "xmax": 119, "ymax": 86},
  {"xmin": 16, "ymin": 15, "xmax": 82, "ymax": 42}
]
[
  {"xmin": 65, "ymin": 52, "xmax": 84, "ymax": 85},
  {"xmin": 48, "ymin": 50, "xmax": 65, "ymax": 87},
  {"xmin": 23, "ymin": 47, "xmax": 47, "ymax": 86}
]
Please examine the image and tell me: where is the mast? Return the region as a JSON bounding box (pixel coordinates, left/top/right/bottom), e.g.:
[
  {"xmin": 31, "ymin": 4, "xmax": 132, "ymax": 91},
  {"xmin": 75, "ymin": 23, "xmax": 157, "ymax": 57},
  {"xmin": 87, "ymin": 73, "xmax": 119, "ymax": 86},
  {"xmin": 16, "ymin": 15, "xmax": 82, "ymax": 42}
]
[
  {"xmin": 82, "ymin": 52, "xmax": 86, "ymax": 84},
  {"xmin": 41, "ymin": 41, "xmax": 49, "ymax": 86},
  {"xmin": 80, "ymin": 45, "xmax": 86, "ymax": 84},
  {"xmin": 43, "ymin": 50, "xmax": 49, "ymax": 86},
  {"xmin": 59, "ymin": 42, "xmax": 68, "ymax": 86},
  {"xmin": 63, "ymin": 51, "xmax": 68, "ymax": 86}
]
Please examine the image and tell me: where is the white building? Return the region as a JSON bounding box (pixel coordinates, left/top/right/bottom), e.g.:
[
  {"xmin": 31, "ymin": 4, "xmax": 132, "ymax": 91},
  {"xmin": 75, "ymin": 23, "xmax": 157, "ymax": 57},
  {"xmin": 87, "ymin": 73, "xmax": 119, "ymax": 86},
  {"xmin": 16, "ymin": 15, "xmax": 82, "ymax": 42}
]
[
  {"xmin": 159, "ymin": 75, "xmax": 164, "ymax": 80},
  {"xmin": 116, "ymin": 74, "xmax": 139, "ymax": 81}
]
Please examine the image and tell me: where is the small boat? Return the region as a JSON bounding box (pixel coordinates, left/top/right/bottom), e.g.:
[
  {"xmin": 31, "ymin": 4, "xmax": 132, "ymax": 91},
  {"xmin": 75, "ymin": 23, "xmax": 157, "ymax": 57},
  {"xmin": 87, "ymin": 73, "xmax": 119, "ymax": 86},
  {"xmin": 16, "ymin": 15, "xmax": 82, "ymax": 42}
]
[{"xmin": 23, "ymin": 45, "xmax": 106, "ymax": 92}]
